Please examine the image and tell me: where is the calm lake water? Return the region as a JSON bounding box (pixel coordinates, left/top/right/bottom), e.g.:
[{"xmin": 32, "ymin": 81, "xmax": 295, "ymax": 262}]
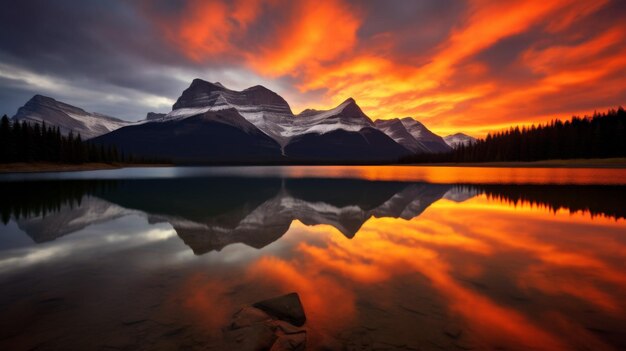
[{"xmin": 1, "ymin": 166, "xmax": 625, "ymax": 350}]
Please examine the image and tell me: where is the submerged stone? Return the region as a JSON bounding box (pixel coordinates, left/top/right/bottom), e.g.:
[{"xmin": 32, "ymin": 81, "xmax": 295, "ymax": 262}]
[
  {"xmin": 230, "ymin": 306, "xmax": 273, "ymax": 330},
  {"xmin": 226, "ymin": 323, "xmax": 277, "ymax": 351},
  {"xmin": 270, "ymin": 332, "xmax": 306, "ymax": 351},
  {"xmin": 223, "ymin": 292, "xmax": 308, "ymax": 350},
  {"xmin": 253, "ymin": 292, "xmax": 306, "ymax": 327}
]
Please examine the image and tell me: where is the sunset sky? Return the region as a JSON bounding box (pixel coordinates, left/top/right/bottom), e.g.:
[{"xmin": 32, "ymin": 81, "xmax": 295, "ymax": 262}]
[{"xmin": 1, "ymin": 0, "xmax": 625, "ymax": 136}]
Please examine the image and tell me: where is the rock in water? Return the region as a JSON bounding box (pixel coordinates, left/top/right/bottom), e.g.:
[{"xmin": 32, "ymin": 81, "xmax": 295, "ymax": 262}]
[
  {"xmin": 227, "ymin": 323, "xmax": 277, "ymax": 351},
  {"xmin": 252, "ymin": 293, "xmax": 306, "ymax": 327},
  {"xmin": 230, "ymin": 306, "xmax": 273, "ymax": 330},
  {"xmin": 271, "ymin": 332, "xmax": 306, "ymax": 351},
  {"xmin": 224, "ymin": 293, "xmax": 307, "ymax": 351}
]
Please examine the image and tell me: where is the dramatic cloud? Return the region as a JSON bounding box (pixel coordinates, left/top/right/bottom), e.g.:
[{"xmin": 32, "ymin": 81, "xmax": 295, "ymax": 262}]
[{"xmin": 1, "ymin": 0, "xmax": 625, "ymax": 135}]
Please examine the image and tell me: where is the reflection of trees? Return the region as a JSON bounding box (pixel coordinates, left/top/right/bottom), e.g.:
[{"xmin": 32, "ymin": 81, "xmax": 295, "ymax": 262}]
[
  {"xmin": 2, "ymin": 179, "xmax": 624, "ymax": 248},
  {"xmin": 472, "ymin": 184, "xmax": 626, "ymax": 219},
  {"xmin": 0, "ymin": 180, "xmax": 117, "ymax": 224}
]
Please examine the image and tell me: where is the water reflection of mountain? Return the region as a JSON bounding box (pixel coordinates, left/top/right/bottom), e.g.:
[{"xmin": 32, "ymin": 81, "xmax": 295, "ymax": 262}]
[
  {"xmin": 1, "ymin": 179, "xmax": 625, "ymax": 254},
  {"xmin": 96, "ymin": 178, "xmax": 454, "ymax": 254}
]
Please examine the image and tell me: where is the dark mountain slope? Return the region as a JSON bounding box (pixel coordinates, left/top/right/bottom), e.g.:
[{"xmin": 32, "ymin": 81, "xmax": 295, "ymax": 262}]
[
  {"xmin": 92, "ymin": 108, "xmax": 282, "ymax": 163},
  {"xmin": 284, "ymin": 127, "xmax": 411, "ymax": 163}
]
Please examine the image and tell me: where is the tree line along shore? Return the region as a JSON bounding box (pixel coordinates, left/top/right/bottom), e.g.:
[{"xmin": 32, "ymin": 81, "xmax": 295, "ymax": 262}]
[{"xmin": 1, "ymin": 107, "xmax": 625, "ymax": 171}]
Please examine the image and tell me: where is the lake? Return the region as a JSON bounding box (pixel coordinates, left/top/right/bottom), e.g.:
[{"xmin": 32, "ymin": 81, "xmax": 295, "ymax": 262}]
[{"xmin": 1, "ymin": 166, "xmax": 625, "ymax": 350}]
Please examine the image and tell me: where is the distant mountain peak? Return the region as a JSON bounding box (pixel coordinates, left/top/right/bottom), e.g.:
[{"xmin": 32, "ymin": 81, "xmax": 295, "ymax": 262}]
[
  {"xmin": 244, "ymin": 84, "xmax": 270, "ymax": 91},
  {"xmin": 146, "ymin": 112, "xmax": 166, "ymax": 121},
  {"xmin": 188, "ymin": 78, "xmax": 227, "ymax": 91},
  {"xmin": 338, "ymin": 98, "xmax": 370, "ymax": 122},
  {"xmin": 448, "ymin": 132, "xmax": 468, "ymax": 137},
  {"xmin": 444, "ymin": 132, "xmax": 476, "ymax": 147},
  {"xmin": 374, "ymin": 118, "xmax": 429, "ymax": 154},
  {"xmin": 399, "ymin": 116, "xmax": 424, "ymax": 126},
  {"xmin": 30, "ymin": 94, "xmax": 56, "ymax": 102},
  {"xmin": 12, "ymin": 95, "xmax": 130, "ymax": 139},
  {"xmin": 376, "ymin": 116, "xmax": 452, "ymax": 153},
  {"xmin": 297, "ymin": 108, "xmax": 319, "ymax": 116},
  {"xmin": 25, "ymin": 94, "xmax": 83, "ymax": 111}
]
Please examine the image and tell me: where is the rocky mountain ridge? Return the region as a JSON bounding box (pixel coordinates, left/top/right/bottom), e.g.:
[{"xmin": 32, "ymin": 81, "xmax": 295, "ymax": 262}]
[{"xmin": 12, "ymin": 79, "xmax": 473, "ymax": 162}]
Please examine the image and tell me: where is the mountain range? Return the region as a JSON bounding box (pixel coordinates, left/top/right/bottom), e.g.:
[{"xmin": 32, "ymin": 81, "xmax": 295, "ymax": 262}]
[{"xmin": 11, "ymin": 79, "xmax": 476, "ymax": 163}]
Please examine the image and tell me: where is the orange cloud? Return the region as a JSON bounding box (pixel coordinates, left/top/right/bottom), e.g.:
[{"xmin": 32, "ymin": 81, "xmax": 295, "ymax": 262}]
[
  {"xmin": 162, "ymin": 0, "xmax": 265, "ymax": 60},
  {"xmin": 246, "ymin": 0, "xmax": 360, "ymax": 76},
  {"xmin": 544, "ymin": 1, "xmax": 610, "ymax": 33},
  {"xmin": 144, "ymin": 0, "xmax": 625, "ymax": 137},
  {"xmin": 289, "ymin": 0, "xmax": 621, "ymax": 136},
  {"xmin": 427, "ymin": 0, "xmax": 574, "ymax": 75},
  {"xmin": 151, "ymin": 0, "xmax": 360, "ymax": 77}
]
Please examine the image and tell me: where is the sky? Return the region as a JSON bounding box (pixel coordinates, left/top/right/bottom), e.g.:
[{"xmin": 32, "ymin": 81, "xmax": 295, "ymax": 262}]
[{"xmin": 1, "ymin": 0, "xmax": 625, "ymax": 137}]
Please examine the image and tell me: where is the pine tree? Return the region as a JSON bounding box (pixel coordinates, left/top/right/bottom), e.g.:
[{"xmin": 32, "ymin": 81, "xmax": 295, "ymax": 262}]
[
  {"xmin": 402, "ymin": 108, "xmax": 626, "ymax": 163},
  {"xmin": 0, "ymin": 115, "xmax": 10, "ymax": 162}
]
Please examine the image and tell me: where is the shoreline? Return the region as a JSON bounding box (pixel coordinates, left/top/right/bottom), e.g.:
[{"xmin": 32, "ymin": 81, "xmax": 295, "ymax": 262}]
[
  {"xmin": 410, "ymin": 158, "xmax": 626, "ymax": 168},
  {"xmin": 0, "ymin": 163, "xmax": 171, "ymax": 174},
  {"xmin": 1, "ymin": 158, "xmax": 625, "ymax": 174}
]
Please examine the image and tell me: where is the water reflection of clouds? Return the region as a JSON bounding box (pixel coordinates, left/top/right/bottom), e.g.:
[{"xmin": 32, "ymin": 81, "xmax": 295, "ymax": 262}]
[
  {"xmin": 0, "ymin": 213, "xmax": 304, "ymax": 276},
  {"xmin": 238, "ymin": 196, "xmax": 626, "ymax": 350},
  {"xmin": 1, "ymin": 173, "xmax": 626, "ymax": 349},
  {"xmin": 0, "ymin": 215, "xmax": 179, "ymax": 274}
]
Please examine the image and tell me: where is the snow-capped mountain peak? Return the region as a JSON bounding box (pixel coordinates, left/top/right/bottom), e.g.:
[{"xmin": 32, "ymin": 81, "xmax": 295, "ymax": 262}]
[
  {"xmin": 166, "ymin": 79, "xmax": 294, "ymax": 145},
  {"xmin": 166, "ymin": 81, "xmax": 378, "ymax": 146}
]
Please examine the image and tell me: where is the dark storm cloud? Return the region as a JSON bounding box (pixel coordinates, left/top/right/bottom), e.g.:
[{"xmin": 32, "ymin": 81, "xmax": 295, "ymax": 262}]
[
  {"xmin": 0, "ymin": 77, "xmax": 32, "ymax": 117},
  {"xmin": 0, "ymin": 0, "xmax": 201, "ymax": 118},
  {"xmin": 0, "ymin": 0, "xmax": 309, "ymax": 119}
]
